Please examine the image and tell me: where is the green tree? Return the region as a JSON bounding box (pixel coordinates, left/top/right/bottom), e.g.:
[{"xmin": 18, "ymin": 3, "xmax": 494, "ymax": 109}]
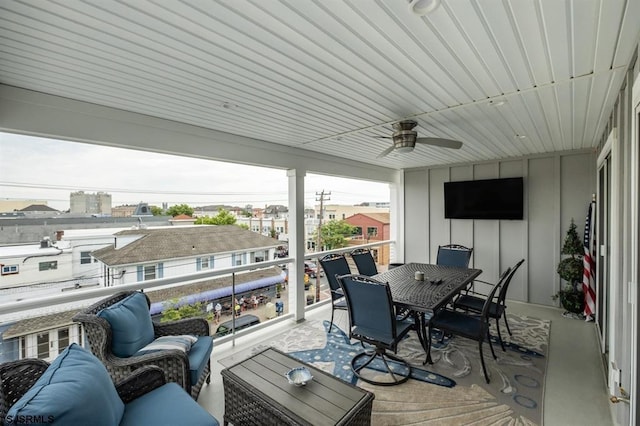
[
  {"xmin": 211, "ymin": 209, "xmax": 237, "ymax": 225},
  {"xmin": 161, "ymin": 298, "xmax": 207, "ymax": 322},
  {"xmin": 166, "ymin": 203, "xmax": 194, "ymax": 217},
  {"xmin": 150, "ymin": 205, "xmax": 164, "ymax": 216},
  {"xmin": 557, "ymin": 219, "xmax": 583, "ymax": 286},
  {"xmin": 238, "ymin": 223, "xmax": 249, "ymax": 230},
  {"xmin": 312, "ymin": 220, "xmax": 358, "ymax": 250},
  {"xmin": 195, "ymin": 209, "xmax": 237, "ymax": 225}
]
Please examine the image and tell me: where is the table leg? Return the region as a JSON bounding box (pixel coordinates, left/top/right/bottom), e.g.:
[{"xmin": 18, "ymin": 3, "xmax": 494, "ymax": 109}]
[{"xmin": 423, "ymin": 318, "xmax": 434, "ymax": 365}]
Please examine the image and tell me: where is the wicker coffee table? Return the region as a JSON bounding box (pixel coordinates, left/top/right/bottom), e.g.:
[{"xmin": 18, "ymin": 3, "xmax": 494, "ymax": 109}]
[{"xmin": 221, "ymin": 347, "xmax": 374, "ymax": 426}]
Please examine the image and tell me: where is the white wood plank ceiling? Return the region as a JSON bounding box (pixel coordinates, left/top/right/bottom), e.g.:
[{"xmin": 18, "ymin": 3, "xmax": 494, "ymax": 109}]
[{"xmin": 0, "ymin": 0, "xmax": 638, "ymax": 169}]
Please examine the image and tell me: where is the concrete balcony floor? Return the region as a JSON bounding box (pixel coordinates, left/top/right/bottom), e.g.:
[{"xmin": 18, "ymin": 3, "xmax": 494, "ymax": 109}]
[{"xmin": 198, "ymin": 301, "xmax": 613, "ymax": 426}]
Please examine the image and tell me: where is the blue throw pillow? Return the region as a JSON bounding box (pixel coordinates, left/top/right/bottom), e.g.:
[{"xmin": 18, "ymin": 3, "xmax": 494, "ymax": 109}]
[
  {"xmin": 6, "ymin": 344, "xmax": 125, "ymax": 426},
  {"xmin": 135, "ymin": 335, "xmax": 198, "ymax": 355},
  {"xmin": 98, "ymin": 292, "xmax": 155, "ymax": 357}
]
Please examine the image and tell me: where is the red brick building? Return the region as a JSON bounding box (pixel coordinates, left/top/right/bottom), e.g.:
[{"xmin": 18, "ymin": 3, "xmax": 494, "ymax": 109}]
[{"xmin": 344, "ymin": 212, "xmax": 390, "ymax": 266}]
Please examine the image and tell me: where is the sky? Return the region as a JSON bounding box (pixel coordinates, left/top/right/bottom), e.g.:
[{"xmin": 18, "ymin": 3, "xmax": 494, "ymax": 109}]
[{"xmin": 0, "ymin": 132, "xmax": 390, "ymax": 212}]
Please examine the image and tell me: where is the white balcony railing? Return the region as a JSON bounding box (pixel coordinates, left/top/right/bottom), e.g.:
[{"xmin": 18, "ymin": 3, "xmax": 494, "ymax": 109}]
[{"xmin": 0, "ymin": 240, "xmax": 395, "ymax": 362}]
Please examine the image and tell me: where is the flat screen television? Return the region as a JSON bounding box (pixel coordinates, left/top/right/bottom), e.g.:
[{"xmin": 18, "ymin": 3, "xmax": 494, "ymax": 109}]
[{"xmin": 444, "ymin": 177, "xmax": 524, "ymax": 220}]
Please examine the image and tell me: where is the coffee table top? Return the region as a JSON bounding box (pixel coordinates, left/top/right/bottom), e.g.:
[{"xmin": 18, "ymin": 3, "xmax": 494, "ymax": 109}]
[{"xmin": 221, "ymin": 347, "xmax": 374, "ymax": 426}]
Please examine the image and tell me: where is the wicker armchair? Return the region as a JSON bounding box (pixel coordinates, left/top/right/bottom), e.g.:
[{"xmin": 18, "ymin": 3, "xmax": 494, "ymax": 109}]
[
  {"xmin": 0, "ymin": 348, "xmax": 218, "ymax": 426},
  {"xmin": 72, "ymin": 291, "xmax": 212, "ymax": 400},
  {"xmin": 0, "ymin": 358, "xmax": 161, "ymax": 422}
]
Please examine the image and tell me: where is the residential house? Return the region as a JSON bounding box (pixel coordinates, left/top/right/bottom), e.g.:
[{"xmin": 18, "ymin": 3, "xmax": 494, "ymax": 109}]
[
  {"xmin": 91, "ymin": 225, "xmax": 281, "ymax": 286},
  {"xmin": 18, "ymin": 204, "xmax": 59, "ymax": 217},
  {"xmin": 0, "ymin": 238, "xmax": 71, "ymax": 293}
]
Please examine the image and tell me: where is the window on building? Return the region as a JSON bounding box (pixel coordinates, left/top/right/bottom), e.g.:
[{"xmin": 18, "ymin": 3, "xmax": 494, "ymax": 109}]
[
  {"xmin": 58, "ymin": 328, "xmax": 70, "ymax": 352},
  {"xmin": 254, "ymin": 251, "xmax": 266, "ymax": 262},
  {"xmin": 1, "ymin": 264, "xmax": 19, "ymax": 275},
  {"xmin": 329, "ymin": 214, "xmax": 336, "ymax": 219},
  {"xmin": 354, "ymin": 226, "xmax": 363, "ymax": 236},
  {"xmin": 20, "ymin": 336, "xmax": 26, "ymax": 359},
  {"xmin": 201, "ymin": 257, "xmax": 209, "ymax": 269},
  {"xmin": 367, "ymin": 227, "xmax": 378, "ymax": 237},
  {"xmin": 80, "ymin": 251, "xmax": 92, "ymax": 264},
  {"xmin": 37, "ymin": 332, "xmax": 49, "ymax": 359},
  {"xmin": 232, "ymin": 253, "xmax": 245, "ymax": 266},
  {"xmin": 39, "ymin": 261, "xmax": 58, "ymax": 271},
  {"xmin": 144, "ymin": 264, "xmax": 156, "ymax": 280}
]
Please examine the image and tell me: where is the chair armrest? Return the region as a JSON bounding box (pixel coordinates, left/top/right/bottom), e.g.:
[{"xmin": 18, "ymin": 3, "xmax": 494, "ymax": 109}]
[
  {"xmin": 154, "ymin": 317, "xmax": 210, "ymax": 337},
  {"xmin": 463, "ymin": 289, "xmax": 490, "ymax": 297},
  {"xmin": 115, "ymin": 366, "xmax": 167, "ymax": 404},
  {"xmin": 106, "ymin": 348, "xmax": 190, "ymax": 390},
  {"xmin": 0, "ymin": 359, "xmax": 49, "ymax": 420}
]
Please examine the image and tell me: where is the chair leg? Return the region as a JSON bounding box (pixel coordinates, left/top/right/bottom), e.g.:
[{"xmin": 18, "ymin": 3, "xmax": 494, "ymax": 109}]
[
  {"xmin": 495, "ymin": 317, "xmax": 506, "ymax": 351},
  {"xmin": 478, "ymin": 341, "xmax": 490, "ymax": 384},
  {"xmin": 487, "ymin": 330, "xmax": 497, "ymax": 360},
  {"xmin": 504, "ymin": 312, "xmax": 513, "ymax": 336},
  {"xmin": 329, "ymin": 307, "xmax": 335, "ymax": 332},
  {"xmin": 352, "ymin": 350, "xmax": 411, "ymax": 386}
]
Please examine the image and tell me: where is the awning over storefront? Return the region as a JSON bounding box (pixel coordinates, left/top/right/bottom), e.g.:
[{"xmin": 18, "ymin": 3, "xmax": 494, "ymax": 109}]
[{"xmin": 149, "ymin": 271, "xmax": 285, "ymax": 315}]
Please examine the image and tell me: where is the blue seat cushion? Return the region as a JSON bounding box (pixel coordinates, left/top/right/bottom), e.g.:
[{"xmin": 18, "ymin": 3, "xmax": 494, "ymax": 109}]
[
  {"xmin": 98, "ymin": 292, "xmax": 155, "ymax": 357},
  {"xmin": 7, "ymin": 344, "xmax": 125, "ymax": 426},
  {"xmin": 120, "ymin": 382, "xmax": 218, "ymax": 426},
  {"xmin": 188, "ymin": 336, "xmax": 213, "ymax": 386},
  {"xmin": 431, "ymin": 309, "xmax": 483, "ymax": 340}
]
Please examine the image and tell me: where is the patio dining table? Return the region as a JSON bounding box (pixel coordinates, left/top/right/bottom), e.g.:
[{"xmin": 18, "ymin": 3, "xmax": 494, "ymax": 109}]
[{"xmin": 373, "ymin": 262, "xmax": 482, "ymax": 363}]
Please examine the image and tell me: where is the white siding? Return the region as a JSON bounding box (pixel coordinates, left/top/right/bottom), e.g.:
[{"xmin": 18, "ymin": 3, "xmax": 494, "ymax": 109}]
[{"xmin": 404, "ymin": 150, "xmax": 596, "ymax": 306}]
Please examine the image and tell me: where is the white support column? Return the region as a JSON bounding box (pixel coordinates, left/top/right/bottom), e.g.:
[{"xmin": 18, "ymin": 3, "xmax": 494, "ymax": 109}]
[
  {"xmin": 287, "ymin": 168, "xmax": 306, "ymax": 322},
  {"xmin": 390, "ymin": 170, "xmax": 404, "ymax": 262}
]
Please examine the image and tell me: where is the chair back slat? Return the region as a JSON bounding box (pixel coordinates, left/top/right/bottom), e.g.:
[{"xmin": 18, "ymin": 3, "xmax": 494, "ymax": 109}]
[
  {"xmin": 350, "ymin": 249, "xmax": 378, "ymax": 276},
  {"xmin": 319, "ymin": 254, "xmax": 351, "ymax": 297},
  {"xmin": 338, "ymin": 274, "xmax": 396, "ymax": 341},
  {"xmin": 436, "ymin": 244, "xmax": 473, "ymax": 268},
  {"xmin": 497, "ymin": 259, "xmax": 525, "ymax": 303},
  {"xmin": 481, "ymin": 268, "xmax": 511, "ymax": 319}
]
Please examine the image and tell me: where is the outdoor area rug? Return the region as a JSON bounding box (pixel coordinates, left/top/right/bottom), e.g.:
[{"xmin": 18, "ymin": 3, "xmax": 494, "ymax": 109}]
[{"xmin": 219, "ymin": 313, "xmax": 549, "ymax": 425}]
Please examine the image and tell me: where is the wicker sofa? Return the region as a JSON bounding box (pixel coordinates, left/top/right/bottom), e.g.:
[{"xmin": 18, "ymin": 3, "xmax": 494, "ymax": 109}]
[
  {"xmin": 72, "ymin": 290, "xmax": 212, "ymax": 399},
  {"xmin": 0, "ymin": 344, "xmax": 218, "ymax": 426}
]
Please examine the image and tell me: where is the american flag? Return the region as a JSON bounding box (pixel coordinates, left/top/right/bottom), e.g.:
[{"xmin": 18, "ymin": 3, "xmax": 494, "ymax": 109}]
[{"xmin": 583, "ymin": 201, "xmax": 596, "ymax": 321}]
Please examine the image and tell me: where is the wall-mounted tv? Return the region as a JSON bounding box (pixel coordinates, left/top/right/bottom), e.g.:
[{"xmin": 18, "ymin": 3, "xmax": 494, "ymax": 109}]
[{"xmin": 444, "ymin": 177, "xmax": 524, "ymax": 220}]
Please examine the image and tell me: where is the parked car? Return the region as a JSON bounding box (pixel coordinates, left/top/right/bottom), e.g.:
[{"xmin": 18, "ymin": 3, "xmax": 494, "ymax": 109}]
[
  {"xmin": 304, "ymin": 261, "xmax": 323, "ymax": 278},
  {"xmin": 215, "ymin": 314, "xmax": 261, "ymax": 337}
]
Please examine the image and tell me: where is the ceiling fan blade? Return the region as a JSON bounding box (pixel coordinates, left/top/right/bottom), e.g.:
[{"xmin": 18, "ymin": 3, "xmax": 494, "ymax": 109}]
[
  {"xmin": 415, "ymin": 137, "xmax": 463, "ymax": 149},
  {"xmin": 376, "ymin": 145, "xmax": 395, "ymax": 158}
]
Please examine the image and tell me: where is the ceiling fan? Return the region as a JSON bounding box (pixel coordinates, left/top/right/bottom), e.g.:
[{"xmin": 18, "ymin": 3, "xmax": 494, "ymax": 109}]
[{"xmin": 375, "ymin": 120, "xmax": 463, "ymax": 158}]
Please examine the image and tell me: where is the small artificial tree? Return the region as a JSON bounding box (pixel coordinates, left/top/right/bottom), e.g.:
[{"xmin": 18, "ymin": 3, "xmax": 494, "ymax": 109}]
[{"xmin": 553, "ymin": 219, "xmax": 585, "ymax": 313}]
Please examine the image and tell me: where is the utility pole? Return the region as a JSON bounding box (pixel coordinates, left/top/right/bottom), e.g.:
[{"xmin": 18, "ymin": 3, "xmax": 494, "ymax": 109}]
[{"xmin": 315, "ymin": 190, "xmax": 331, "ymax": 302}]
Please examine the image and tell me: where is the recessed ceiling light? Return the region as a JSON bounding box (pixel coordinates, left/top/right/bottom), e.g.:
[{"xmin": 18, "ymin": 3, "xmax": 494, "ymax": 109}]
[
  {"xmin": 409, "ymin": 0, "xmax": 441, "ymax": 15},
  {"xmin": 489, "ymin": 99, "xmax": 506, "ymax": 107},
  {"xmin": 221, "ymin": 102, "xmax": 238, "ymax": 109},
  {"xmin": 515, "ymin": 134, "xmax": 527, "ymax": 139}
]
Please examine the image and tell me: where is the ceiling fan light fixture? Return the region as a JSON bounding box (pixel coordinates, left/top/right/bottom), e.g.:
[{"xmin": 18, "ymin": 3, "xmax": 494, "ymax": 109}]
[
  {"xmin": 395, "ymin": 146, "xmax": 414, "ymax": 153},
  {"xmin": 409, "ymin": 0, "xmax": 441, "ymax": 15}
]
